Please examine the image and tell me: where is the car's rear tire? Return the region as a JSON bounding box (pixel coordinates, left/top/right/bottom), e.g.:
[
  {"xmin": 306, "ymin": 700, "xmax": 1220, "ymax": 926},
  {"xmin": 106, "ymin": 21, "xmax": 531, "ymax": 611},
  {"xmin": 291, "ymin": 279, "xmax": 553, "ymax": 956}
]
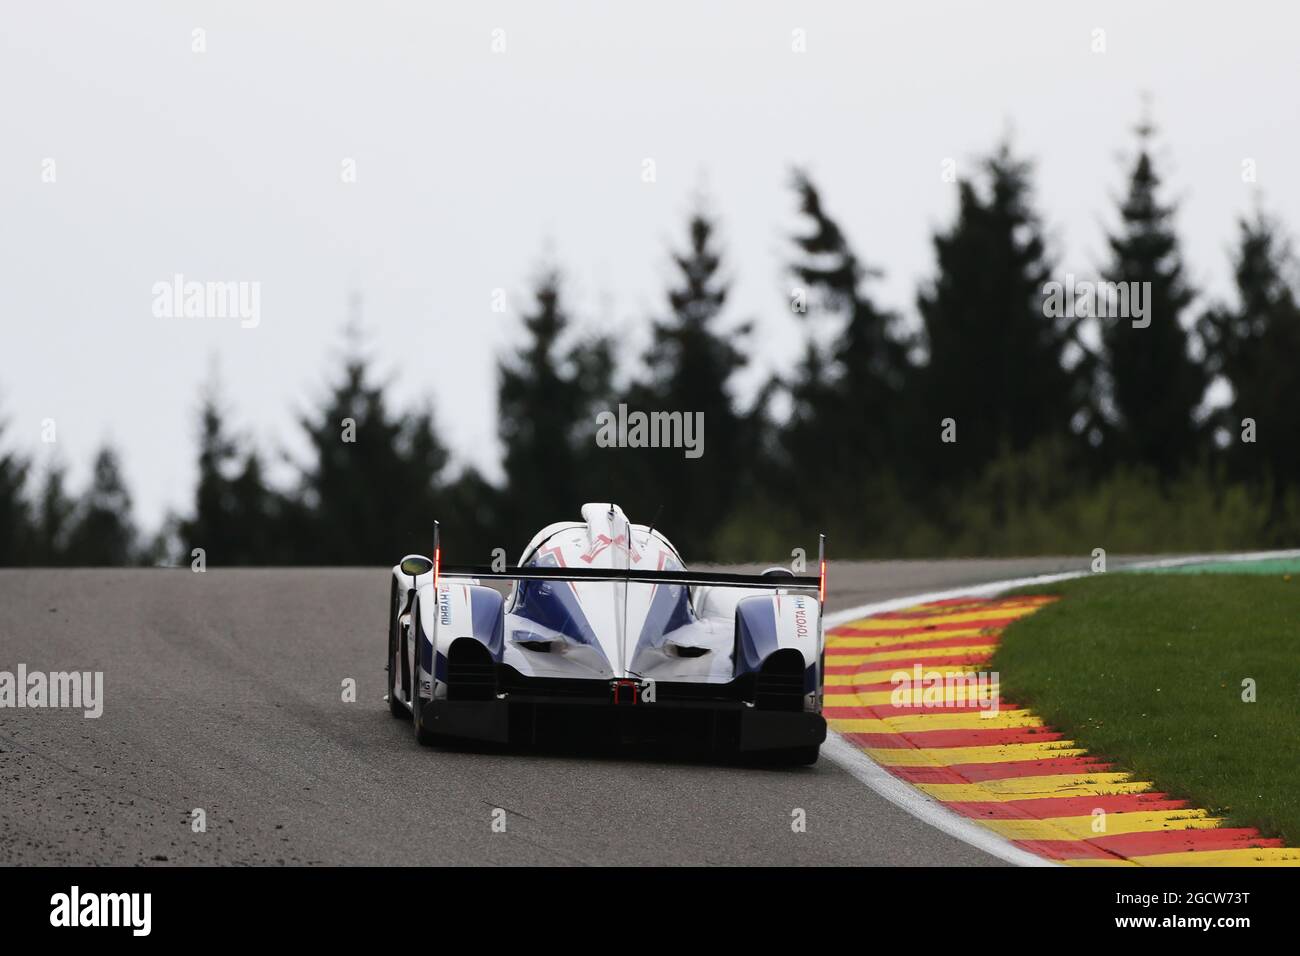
[
  {"xmin": 386, "ymin": 577, "xmax": 407, "ymax": 718},
  {"xmin": 411, "ymin": 603, "xmax": 437, "ymax": 746}
]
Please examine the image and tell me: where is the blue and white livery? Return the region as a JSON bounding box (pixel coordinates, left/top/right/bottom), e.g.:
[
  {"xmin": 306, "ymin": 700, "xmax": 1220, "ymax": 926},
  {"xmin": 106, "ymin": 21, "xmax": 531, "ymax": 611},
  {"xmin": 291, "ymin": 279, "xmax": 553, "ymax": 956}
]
[{"xmin": 385, "ymin": 503, "xmax": 827, "ymax": 763}]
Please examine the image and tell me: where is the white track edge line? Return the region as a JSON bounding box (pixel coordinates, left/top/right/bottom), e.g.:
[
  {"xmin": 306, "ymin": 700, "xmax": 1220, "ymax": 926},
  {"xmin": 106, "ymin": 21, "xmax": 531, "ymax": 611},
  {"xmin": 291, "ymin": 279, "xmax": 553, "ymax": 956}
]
[
  {"xmin": 820, "ymin": 733, "xmax": 1054, "ymax": 867},
  {"xmin": 819, "ymin": 548, "xmax": 1300, "ymax": 866}
]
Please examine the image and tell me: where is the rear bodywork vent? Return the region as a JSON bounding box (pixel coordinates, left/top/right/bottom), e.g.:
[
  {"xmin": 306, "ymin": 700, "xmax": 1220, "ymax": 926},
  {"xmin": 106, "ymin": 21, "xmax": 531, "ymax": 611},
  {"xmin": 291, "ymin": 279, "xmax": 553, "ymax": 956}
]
[
  {"xmin": 666, "ymin": 643, "xmax": 710, "ymax": 658},
  {"xmin": 447, "ymin": 638, "xmax": 497, "ymax": 701}
]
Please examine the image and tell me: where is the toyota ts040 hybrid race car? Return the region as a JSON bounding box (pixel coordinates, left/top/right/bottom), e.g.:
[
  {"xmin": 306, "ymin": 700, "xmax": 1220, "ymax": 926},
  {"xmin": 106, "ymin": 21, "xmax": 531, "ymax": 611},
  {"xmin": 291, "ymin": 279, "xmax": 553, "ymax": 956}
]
[{"xmin": 384, "ymin": 503, "xmax": 828, "ymax": 764}]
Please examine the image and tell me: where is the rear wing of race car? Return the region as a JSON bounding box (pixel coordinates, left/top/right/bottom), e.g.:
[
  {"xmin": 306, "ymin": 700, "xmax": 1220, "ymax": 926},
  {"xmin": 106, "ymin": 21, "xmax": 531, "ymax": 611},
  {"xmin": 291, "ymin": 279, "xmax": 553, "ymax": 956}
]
[{"xmin": 429, "ymin": 523, "xmax": 827, "ymax": 612}]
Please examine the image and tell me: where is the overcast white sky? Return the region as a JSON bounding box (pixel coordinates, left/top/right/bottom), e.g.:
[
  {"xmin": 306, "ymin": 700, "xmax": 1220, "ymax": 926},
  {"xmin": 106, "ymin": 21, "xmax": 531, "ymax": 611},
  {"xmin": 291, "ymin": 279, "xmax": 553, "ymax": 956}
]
[{"xmin": 2, "ymin": 1, "xmax": 1297, "ymax": 531}]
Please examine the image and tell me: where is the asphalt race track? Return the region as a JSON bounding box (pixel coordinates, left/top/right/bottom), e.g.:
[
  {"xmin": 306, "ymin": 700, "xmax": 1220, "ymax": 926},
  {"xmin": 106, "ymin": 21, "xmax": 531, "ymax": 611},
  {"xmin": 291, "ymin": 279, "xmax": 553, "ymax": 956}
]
[{"xmin": 0, "ymin": 556, "xmax": 1128, "ymax": 866}]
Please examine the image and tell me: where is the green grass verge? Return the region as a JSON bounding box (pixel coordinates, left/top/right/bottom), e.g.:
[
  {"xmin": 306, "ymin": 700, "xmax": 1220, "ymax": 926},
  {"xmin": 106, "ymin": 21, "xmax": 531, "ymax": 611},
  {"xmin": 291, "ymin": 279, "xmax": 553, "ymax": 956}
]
[
  {"xmin": 1131, "ymin": 557, "xmax": 1300, "ymax": 576},
  {"xmin": 994, "ymin": 573, "xmax": 1300, "ymax": 843}
]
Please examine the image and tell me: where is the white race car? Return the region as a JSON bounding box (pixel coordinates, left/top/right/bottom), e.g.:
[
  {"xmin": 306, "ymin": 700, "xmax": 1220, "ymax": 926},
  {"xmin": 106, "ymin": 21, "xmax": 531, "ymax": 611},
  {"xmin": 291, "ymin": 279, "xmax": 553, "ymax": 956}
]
[{"xmin": 385, "ymin": 502, "xmax": 827, "ymax": 764}]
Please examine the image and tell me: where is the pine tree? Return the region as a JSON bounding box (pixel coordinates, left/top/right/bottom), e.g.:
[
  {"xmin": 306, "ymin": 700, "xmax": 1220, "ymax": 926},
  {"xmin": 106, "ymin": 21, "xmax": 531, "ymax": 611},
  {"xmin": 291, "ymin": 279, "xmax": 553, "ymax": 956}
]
[
  {"xmin": 439, "ymin": 466, "xmax": 504, "ymax": 558},
  {"xmin": 294, "ymin": 347, "xmax": 450, "ymax": 564},
  {"xmin": 178, "ymin": 382, "xmax": 283, "ymax": 565},
  {"xmin": 226, "ymin": 451, "xmax": 281, "ymax": 562},
  {"xmin": 180, "ymin": 390, "xmax": 239, "ymax": 561},
  {"xmin": 32, "ymin": 460, "xmax": 74, "ymax": 565},
  {"xmin": 1098, "ymin": 120, "xmax": 1207, "ymax": 479},
  {"xmin": 498, "ymin": 268, "xmax": 614, "ymax": 541},
  {"xmin": 64, "ymin": 445, "xmax": 137, "ymax": 565},
  {"xmin": 0, "ymin": 418, "xmax": 33, "ymax": 565},
  {"xmin": 778, "ymin": 170, "xmax": 913, "ymax": 527},
  {"xmin": 917, "ymin": 143, "xmax": 1086, "ymax": 484},
  {"xmin": 792, "ymin": 171, "xmax": 910, "ymax": 412},
  {"xmin": 628, "ymin": 209, "xmax": 751, "ymax": 556},
  {"xmin": 1200, "ymin": 211, "xmax": 1300, "ymax": 503}
]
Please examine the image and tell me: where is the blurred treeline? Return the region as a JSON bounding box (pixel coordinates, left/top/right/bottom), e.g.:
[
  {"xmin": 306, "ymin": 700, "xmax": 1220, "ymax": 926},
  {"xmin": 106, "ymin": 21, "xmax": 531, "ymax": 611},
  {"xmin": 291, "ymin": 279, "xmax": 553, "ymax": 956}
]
[{"xmin": 2, "ymin": 122, "xmax": 1299, "ymax": 567}]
